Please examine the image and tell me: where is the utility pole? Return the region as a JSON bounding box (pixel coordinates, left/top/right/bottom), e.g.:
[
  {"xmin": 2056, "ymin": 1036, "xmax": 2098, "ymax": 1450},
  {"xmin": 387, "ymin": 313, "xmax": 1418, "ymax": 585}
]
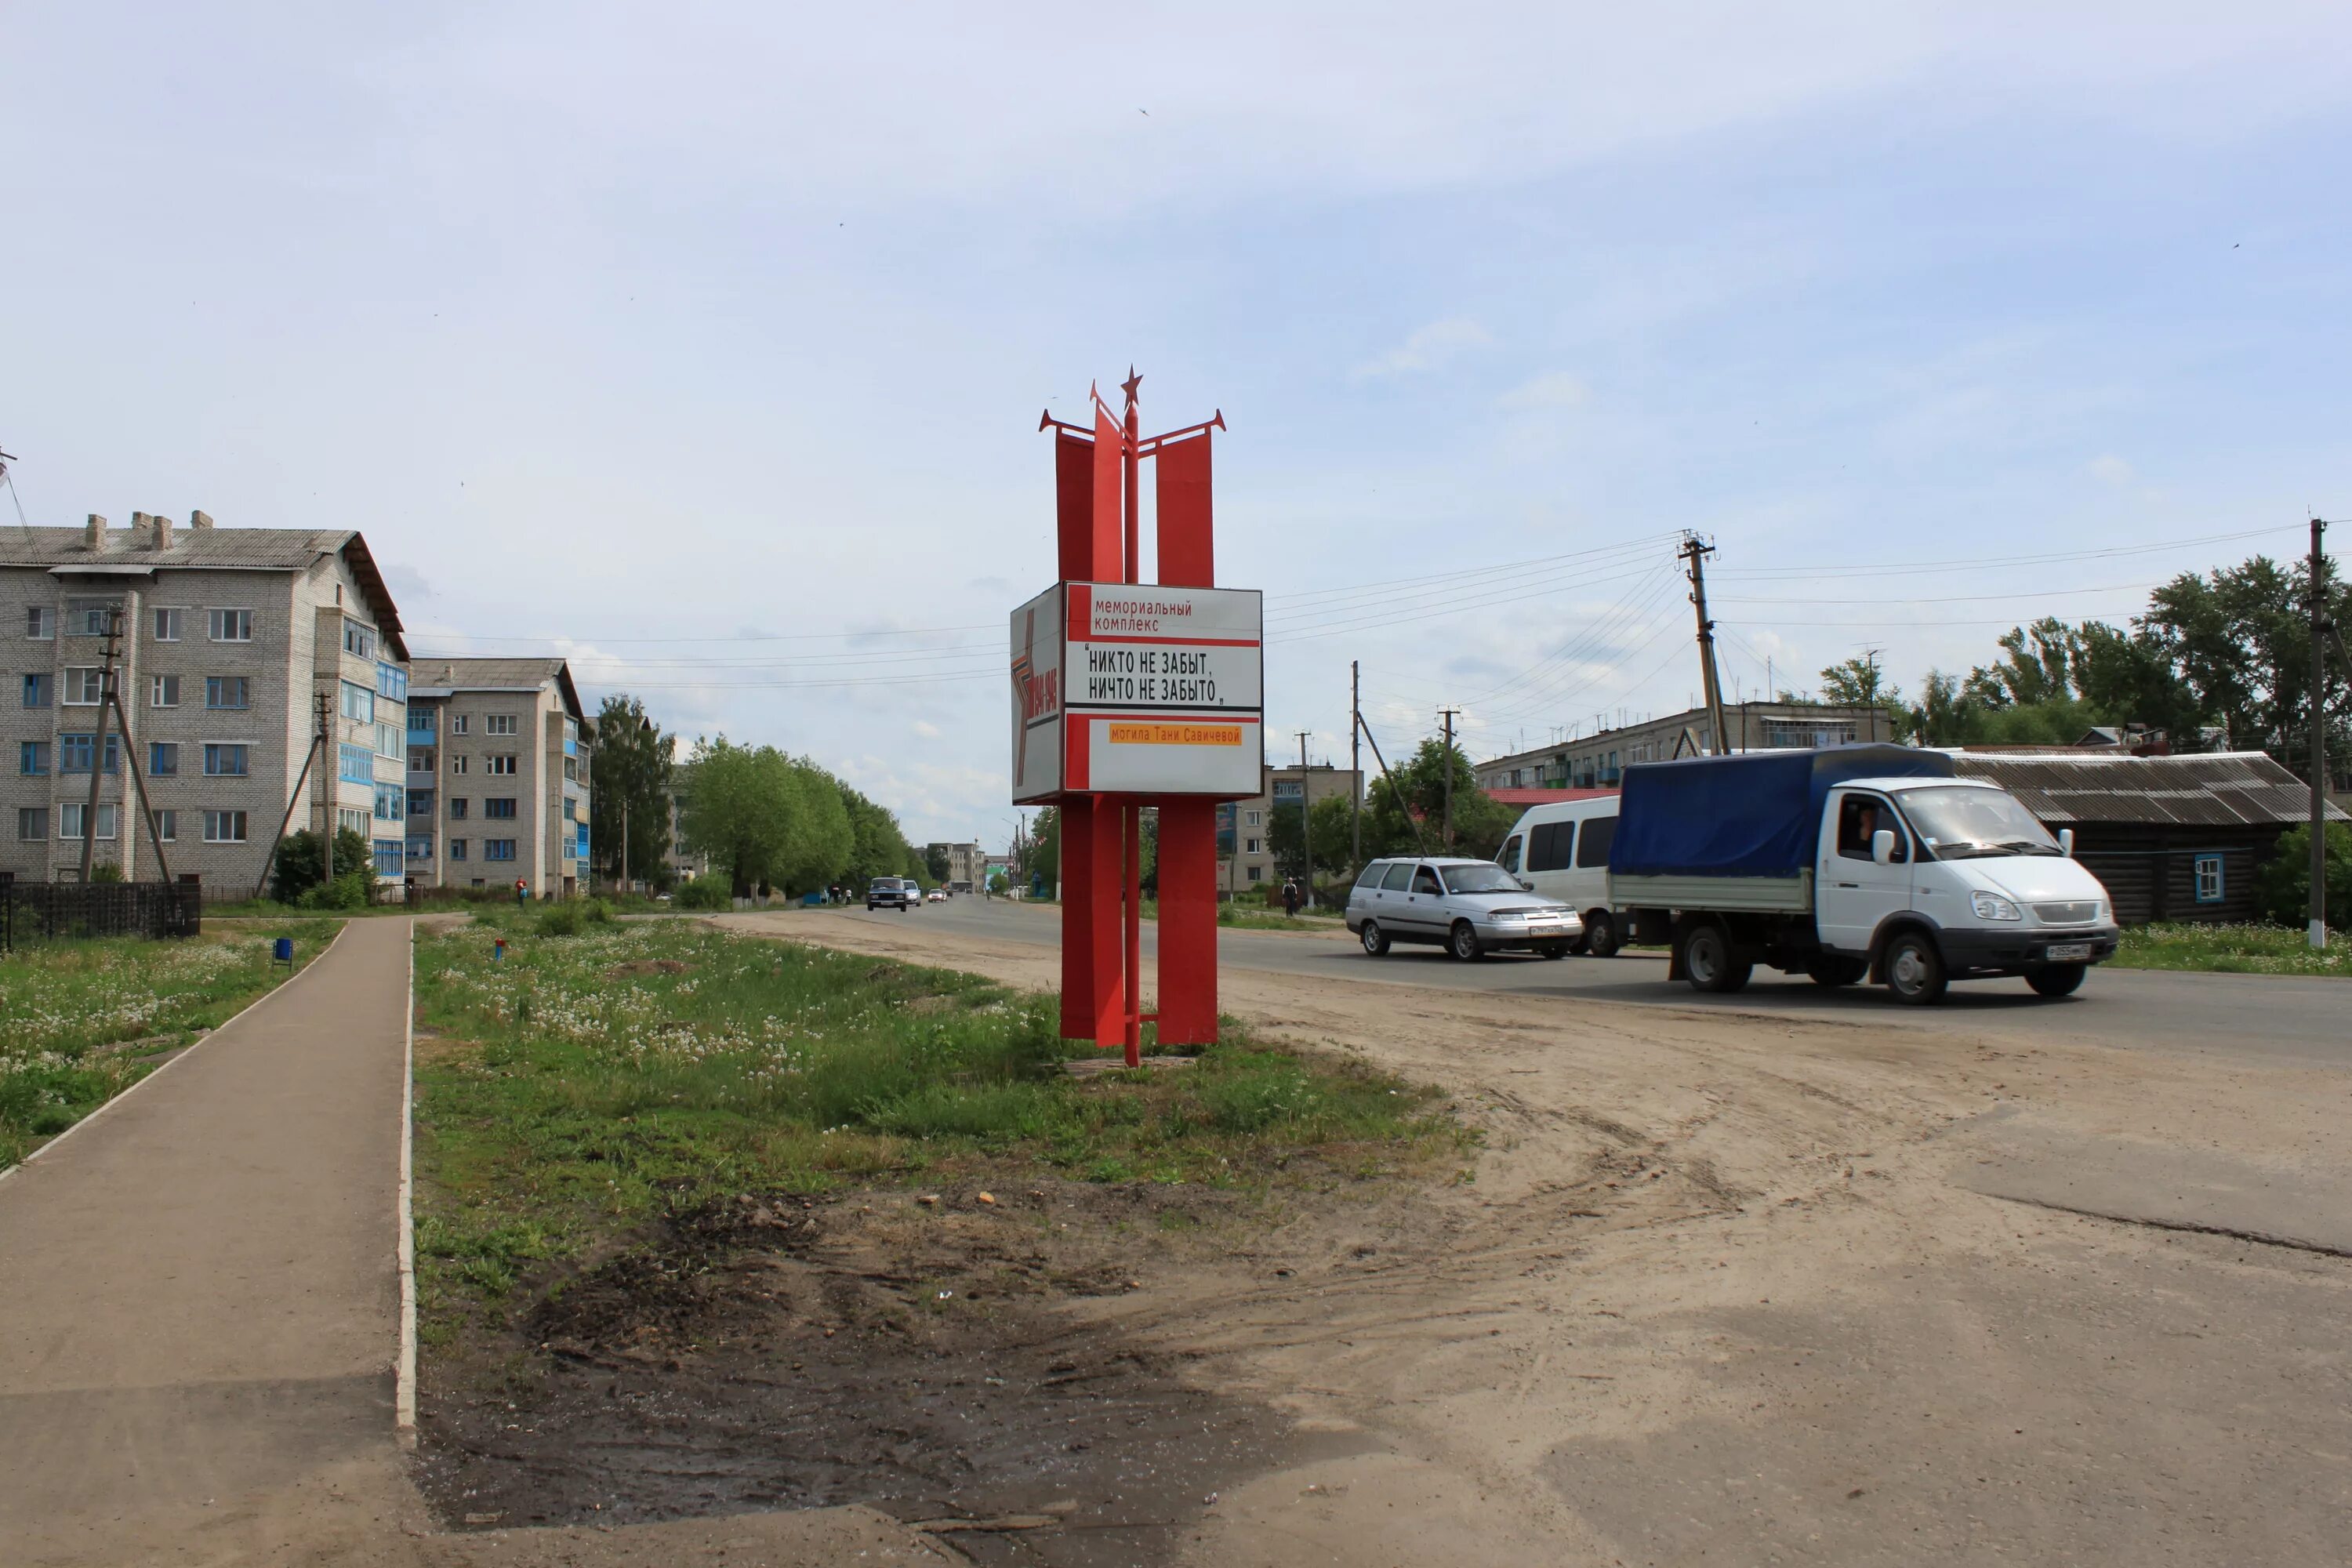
[
  {"xmin": 257, "ymin": 693, "xmax": 332, "ymax": 899},
  {"xmin": 1357, "ymin": 712, "xmax": 1428, "ymax": 855},
  {"xmin": 1350, "ymin": 661, "xmax": 1362, "ymax": 874},
  {"xmin": 107, "ymin": 661, "xmax": 170, "ymax": 883},
  {"xmin": 1679, "ymin": 532, "xmax": 1730, "ymax": 755},
  {"xmin": 1438, "ymin": 707, "xmax": 1460, "ymax": 851},
  {"xmin": 79, "ymin": 609, "xmax": 125, "ymax": 880},
  {"xmin": 1294, "ymin": 728, "xmax": 1312, "ymax": 890},
  {"xmin": 2314, "ymin": 521, "xmax": 2333, "ymax": 949}
]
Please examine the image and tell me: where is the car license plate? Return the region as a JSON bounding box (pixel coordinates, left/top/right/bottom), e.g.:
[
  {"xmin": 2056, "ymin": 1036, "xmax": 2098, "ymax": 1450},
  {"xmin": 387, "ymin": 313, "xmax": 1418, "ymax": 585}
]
[{"xmin": 2045, "ymin": 942, "xmax": 2092, "ymax": 961}]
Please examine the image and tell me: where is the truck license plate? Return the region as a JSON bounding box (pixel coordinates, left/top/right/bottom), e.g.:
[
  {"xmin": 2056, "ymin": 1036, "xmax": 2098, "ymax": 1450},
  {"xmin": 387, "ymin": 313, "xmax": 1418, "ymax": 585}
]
[{"xmin": 2045, "ymin": 942, "xmax": 2092, "ymax": 961}]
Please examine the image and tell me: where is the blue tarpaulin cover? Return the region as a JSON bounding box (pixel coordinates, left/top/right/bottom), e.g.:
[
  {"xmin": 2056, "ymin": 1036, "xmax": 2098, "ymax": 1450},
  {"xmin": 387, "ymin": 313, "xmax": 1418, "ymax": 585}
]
[{"xmin": 1610, "ymin": 746, "xmax": 1955, "ymax": 878}]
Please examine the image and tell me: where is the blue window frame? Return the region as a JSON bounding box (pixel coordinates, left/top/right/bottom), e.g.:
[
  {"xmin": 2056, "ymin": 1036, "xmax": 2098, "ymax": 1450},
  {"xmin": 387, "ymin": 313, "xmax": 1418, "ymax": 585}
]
[
  {"xmin": 485, "ymin": 839, "xmax": 516, "ymax": 862},
  {"xmin": 448, "ymin": 838, "xmax": 468, "ymax": 861},
  {"xmin": 339, "ymin": 681, "xmax": 373, "ymax": 724},
  {"xmin": 339, "ymin": 742, "xmax": 375, "ymax": 783},
  {"xmin": 372, "ymin": 838, "xmax": 403, "ymax": 877},
  {"xmin": 22, "ymin": 673, "xmax": 51, "ymax": 708},
  {"xmin": 20, "ymin": 739, "xmax": 49, "ymax": 775},
  {"xmin": 205, "ymin": 676, "xmax": 249, "ymax": 710},
  {"xmin": 408, "ymin": 706, "xmax": 437, "ymax": 739},
  {"xmin": 2194, "ymin": 854, "xmax": 2224, "ymax": 904},
  {"xmin": 149, "ymin": 742, "xmax": 178, "ymax": 777},
  {"xmin": 407, "ymin": 835, "xmax": 434, "ymax": 862},
  {"xmin": 59, "ymin": 732, "xmax": 120, "ymax": 774},
  {"xmin": 376, "ymin": 662, "xmax": 407, "ymax": 702},
  {"xmin": 203, "ymin": 742, "xmax": 249, "ymax": 777},
  {"xmin": 447, "ymin": 797, "xmax": 468, "ymax": 820},
  {"xmin": 408, "ymin": 789, "xmax": 434, "ymax": 817},
  {"xmin": 374, "ymin": 782, "xmax": 405, "ymax": 821}
]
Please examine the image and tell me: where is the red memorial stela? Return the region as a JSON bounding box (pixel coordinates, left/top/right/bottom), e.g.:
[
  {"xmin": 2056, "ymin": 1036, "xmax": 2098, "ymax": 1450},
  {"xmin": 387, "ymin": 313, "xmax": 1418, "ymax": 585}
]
[{"xmin": 1011, "ymin": 374, "xmax": 1261, "ymax": 1065}]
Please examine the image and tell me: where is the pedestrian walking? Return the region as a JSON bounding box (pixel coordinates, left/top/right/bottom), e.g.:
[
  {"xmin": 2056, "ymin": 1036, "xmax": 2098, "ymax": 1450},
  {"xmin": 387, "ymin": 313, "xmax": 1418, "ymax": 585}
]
[
  {"xmin": 1282, "ymin": 877, "xmax": 1301, "ymax": 918},
  {"xmin": 514, "ymin": 876, "xmax": 528, "ymax": 907}
]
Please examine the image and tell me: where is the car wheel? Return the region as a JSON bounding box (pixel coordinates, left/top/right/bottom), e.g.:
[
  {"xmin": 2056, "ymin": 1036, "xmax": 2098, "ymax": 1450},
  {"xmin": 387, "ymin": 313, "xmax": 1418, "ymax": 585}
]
[
  {"xmin": 2027, "ymin": 963, "xmax": 2086, "ymax": 998},
  {"xmin": 1449, "ymin": 920, "xmax": 1484, "ymax": 962},
  {"xmin": 1882, "ymin": 931, "xmax": 1948, "ymax": 1005},
  {"xmin": 1538, "ymin": 942, "xmax": 1569, "ymax": 960},
  {"xmin": 1679, "ymin": 921, "xmax": 1750, "ymax": 993},
  {"xmin": 1584, "ymin": 909, "xmax": 1620, "ymax": 957},
  {"xmin": 1360, "ymin": 920, "xmax": 1390, "ymax": 956},
  {"xmin": 1806, "ymin": 956, "xmax": 1867, "ymax": 988}
]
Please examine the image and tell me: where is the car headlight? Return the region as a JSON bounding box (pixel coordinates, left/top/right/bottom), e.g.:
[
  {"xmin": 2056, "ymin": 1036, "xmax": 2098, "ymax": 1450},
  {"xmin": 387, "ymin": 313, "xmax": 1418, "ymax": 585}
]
[{"xmin": 1971, "ymin": 891, "xmax": 2022, "ymax": 921}]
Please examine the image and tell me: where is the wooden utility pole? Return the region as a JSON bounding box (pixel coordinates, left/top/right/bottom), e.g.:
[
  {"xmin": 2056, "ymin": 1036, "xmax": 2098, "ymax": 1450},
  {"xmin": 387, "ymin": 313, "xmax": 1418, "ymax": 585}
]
[
  {"xmin": 1679, "ymin": 533, "xmax": 1730, "ymax": 755},
  {"xmin": 1350, "ymin": 661, "xmax": 1362, "ymax": 874},
  {"xmin": 107, "ymin": 671, "xmax": 171, "ymax": 884},
  {"xmin": 78, "ymin": 609, "xmax": 125, "ymax": 880},
  {"xmin": 1357, "ymin": 711, "xmax": 1427, "ymax": 855},
  {"xmin": 258, "ymin": 692, "xmax": 332, "ymax": 899},
  {"xmin": 2310, "ymin": 517, "xmax": 2332, "ymax": 949},
  {"xmin": 1438, "ymin": 708, "xmax": 1460, "ymax": 851}
]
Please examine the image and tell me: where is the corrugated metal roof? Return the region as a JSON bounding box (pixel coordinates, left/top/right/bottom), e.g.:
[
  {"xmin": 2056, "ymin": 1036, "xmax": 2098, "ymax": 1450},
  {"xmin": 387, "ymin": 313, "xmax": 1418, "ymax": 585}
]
[{"xmin": 1951, "ymin": 751, "xmax": 2347, "ymax": 827}]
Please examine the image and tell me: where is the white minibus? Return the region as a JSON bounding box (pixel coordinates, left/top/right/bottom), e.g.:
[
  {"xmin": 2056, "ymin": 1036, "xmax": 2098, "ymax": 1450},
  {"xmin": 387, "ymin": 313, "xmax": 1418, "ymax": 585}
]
[{"xmin": 1497, "ymin": 797, "xmax": 1624, "ymax": 954}]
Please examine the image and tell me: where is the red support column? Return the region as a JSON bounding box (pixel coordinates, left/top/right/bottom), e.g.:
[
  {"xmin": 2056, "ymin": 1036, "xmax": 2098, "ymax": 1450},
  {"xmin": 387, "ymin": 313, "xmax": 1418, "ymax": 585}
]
[
  {"xmin": 1154, "ymin": 797, "xmax": 1218, "ymax": 1045},
  {"xmin": 1058, "ymin": 796, "xmax": 1125, "ymax": 1044}
]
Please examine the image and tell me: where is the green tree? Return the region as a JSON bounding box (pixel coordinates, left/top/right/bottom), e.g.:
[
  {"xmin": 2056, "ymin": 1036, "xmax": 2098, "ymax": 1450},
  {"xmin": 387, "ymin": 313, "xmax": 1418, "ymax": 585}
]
[
  {"xmin": 269, "ymin": 827, "xmax": 375, "ymax": 905},
  {"xmin": 2252, "ymin": 822, "xmax": 2352, "ymax": 929},
  {"xmin": 840, "ymin": 786, "xmax": 920, "ymax": 888},
  {"xmin": 924, "ymin": 843, "xmax": 952, "ymax": 884},
  {"xmin": 1360, "ymin": 738, "xmax": 1516, "ymax": 860},
  {"xmin": 1029, "ymin": 806, "xmax": 1061, "ymax": 892},
  {"xmin": 1818, "ymin": 656, "xmax": 1904, "ymax": 711},
  {"xmin": 588, "ymin": 694, "xmax": 673, "ymax": 888},
  {"xmin": 677, "ymin": 739, "xmax": 855, "ymax": 898}
]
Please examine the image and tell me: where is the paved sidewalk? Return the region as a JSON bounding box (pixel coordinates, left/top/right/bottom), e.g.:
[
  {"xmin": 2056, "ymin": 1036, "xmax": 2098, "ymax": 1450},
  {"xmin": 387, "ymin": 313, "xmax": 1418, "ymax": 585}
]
[{"xmin": 0, "ymin": 916, "xmax": 417, "ymax": 1564}]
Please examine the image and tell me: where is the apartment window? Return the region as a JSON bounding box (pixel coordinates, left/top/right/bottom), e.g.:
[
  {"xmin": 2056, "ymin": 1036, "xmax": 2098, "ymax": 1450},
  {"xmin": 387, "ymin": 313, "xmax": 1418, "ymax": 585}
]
[
  {"xmin": 153, "ymin": 607, "xmax": 183, "ymax": 641},
  {"xmin": 484, "ymin": 797, "xmax": 517, "ymax": 819},
  {"xmin": 151, "ymin": 673, "xmax": 180, "ymax": 708},
  {"xmin": 374, "ymin": 782, "xmax": 405, "ymax": 822},
  {"xmin": 1247, "ymin": 865, "xmax": 1263, "ymax": 882},
  {"xmin": 376, "ymin": 662, "xmax": 406, "ymax": 701},
  {"xmin": 154, "ymin": 808, "xmax": 176, "ymax": 842},
  {"xmin": 59, "ymin": 733, "xmax": 120, "ymax": 774},
  {"xmin": 23, "ymin": 673, "xmax": 51, "ymax": 708},
  {"xmin": 448, "ymin": 797, "xmax": 468, "ymax": 820},
  {"xmin": 207, "ymin": 676, "xmax": 250, "ymax": 710},
  {"xmin": 67, "ymin": 599, "xmax": 117, "ymax": 636},
  {"xmin": 202, "ymin": 810, "xmax": 248, "ymax": 844},
  {"xmin": 1245, "ymin": 837, "xmax": 1261, "ymax": 854},
  {"xmin": 338, "ymin": 807, "xmax": 370, "ymax": 836},
  {"xmin": 20, "ymin": 740, "xmax": 49, "ymax": 775},
  {"xmin": 64, "ymin": 667, "xmax": 105, "ymax": 706},
  {"xmin": 339, "ymin": 681, "xmax": 373, "ymax": 724},
  {"xmin": 17, "ymin": 806, "xmax": 46, "ymax": 841},
  {"xmin": 1245, "ymin": 810, "xmax": 1261, "ymax": 826},
  {"xmin": 204, "ymin": 743, "xmax": 249, "ymax": 778},
  {"xmin": 563, "ymin": 757, "xmax": 578, "ymax": 782},
  {"xmin": 449, "ymin": 754, "xmax": 468, "ymax": 775},
  {"xmin": 563, "ymin": 796, "xmax": 578, "ymax": 821},
  {"xmin": 485, "ymin": 754, "xmax": 517, "ymax": 775},
  {"xmin": 149, "ymin": 742, "xmax": 179, "ymax": 777},
  {"xmin": 26, "ymin": 606, "xmax": 53, "ymax": 640},
  {"xmin": 343, "ymin": 621, "xmax": 376, "ymax": 659},
  {"xmin": 338, "ymin": 742, "xmax": 374, "ymax": 783},
  {"xmin": 208, "ymin": 608, "xmax": 252, "ymax": 642},
  {"xmin": 485, "ymin": 713, "xmax": 517, "ymax": 736},
  {"xmin": 372, "ymin": 839, "xmax": 401, "ymax": 877},
  {"xmin": 409, "ymin": 748, "xmax": 435, "ymax": 773},
  {"xmin": 485, "ymin": 839, "xmax": 516, "ymax": 862},
  {"xmin": 408, "ymin": 789, "xmax": 434, "ymax": 817},
  {"xmin": 448, "ymin": 838, "xmax": 468, "ymax": 861},
  {"xmin": 407, "ymin": 835, "xmax": 434, "ymax": 862},
  {"xmin": 408, "ymin": 707, "xmax": 437, "ymax": 738},
  {"xmin": 62, "ymin": 802, "xmax": 119, "ymax": 840},
  {"xmin": 449, "ymin": 713, "xmax": 468, "ymax": 736},
  {"xmin": 376, "ymin": 721, "xmax": 402, "ymax": 760}
]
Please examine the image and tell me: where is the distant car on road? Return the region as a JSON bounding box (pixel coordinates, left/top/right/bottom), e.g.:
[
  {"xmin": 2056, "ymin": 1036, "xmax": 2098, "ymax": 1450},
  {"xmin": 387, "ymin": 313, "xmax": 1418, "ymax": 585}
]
[
  {"xmin": 867, "ymin": 877, "xmax": 920, "ymax": 912},
  {"xmin": 926, "ymin": 887, "xmax": 947, "ymax": 903},
  {"xmin": 1346, "ymin": 855, "xmax": 1582, "ymax": 961}
]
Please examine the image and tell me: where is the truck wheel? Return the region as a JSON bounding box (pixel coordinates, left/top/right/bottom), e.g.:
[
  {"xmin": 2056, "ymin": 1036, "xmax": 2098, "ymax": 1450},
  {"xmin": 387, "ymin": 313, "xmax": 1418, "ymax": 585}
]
[
  {"xmin": 2027, "ymin": 963, "xmax": 2086, "ymax": 997},
  {"xmin": 1680, "ymin": 922, "xmax": 1751, "ymax": 993},
  {"xmin": 1806, "ymin": 956, "xmax": 1867, "ymax": 988},
  {"xmin": 1448, "ymin": 920, "xmax": 1485, "ymax": 962},
  {"xmin": 1584, "ymin": 909, "xmax": 1621, "ymax": 957},
  {"xmin": 1882, "ymin": 932, "xmax": 1948, "ymax": 1005},
  {"xmin": 1360, "ymin": 920, "xmax": 1390, "ymax": 956}
]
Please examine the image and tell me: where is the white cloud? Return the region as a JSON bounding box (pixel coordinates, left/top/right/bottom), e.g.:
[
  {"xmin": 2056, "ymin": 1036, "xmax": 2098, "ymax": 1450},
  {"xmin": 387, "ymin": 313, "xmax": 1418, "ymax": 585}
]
[
  {"xmin": 1354, "ymin": 318, "xmax": 1491, "ymax": 381},
  {"xmin": 913, "ymin": 719, "xmax": 942, "ymax": 739},
  {"xmin": 2087, "ymin": 453, "xmax": 2136, "ymax": 486},
  {"xmin": 1497, "ymin": 372, "xmax": 1592, "ymax": 411}
]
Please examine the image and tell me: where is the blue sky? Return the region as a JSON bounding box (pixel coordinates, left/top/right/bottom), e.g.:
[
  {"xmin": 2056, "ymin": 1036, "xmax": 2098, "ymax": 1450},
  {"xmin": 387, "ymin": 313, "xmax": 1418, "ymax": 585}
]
[{"xmin": 5, "ymin": 4, "xmax": 2347, "ymax": 845}]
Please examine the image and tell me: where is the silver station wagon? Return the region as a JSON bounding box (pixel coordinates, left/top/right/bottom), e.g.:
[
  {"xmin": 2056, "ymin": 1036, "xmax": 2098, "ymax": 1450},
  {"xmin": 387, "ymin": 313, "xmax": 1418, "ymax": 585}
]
[{"xmin": 1346, "ymin": 855, "xmax": 1583, "ymax": 961}]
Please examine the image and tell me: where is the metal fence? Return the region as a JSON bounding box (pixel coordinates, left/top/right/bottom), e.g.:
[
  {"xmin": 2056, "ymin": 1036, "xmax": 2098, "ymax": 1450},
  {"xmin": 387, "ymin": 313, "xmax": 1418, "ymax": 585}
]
[{"xmin": 0, "ymin": 880, "xmax": 204, "ymax": 950}]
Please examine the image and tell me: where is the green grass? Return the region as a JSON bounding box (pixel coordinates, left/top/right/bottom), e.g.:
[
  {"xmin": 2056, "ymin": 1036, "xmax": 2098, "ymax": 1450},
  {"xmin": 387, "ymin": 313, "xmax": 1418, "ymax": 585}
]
[
  {"xmin": 0, "ymin": 920, "xmax": 343, "ymax": 1167},
  {"xmin": 409, "ymin": 918, "xmax": 1461, "ymax": 1324},
  {"xmin": 2110, "ymin": 921, "xmax": 2352, "ymax": 977}
]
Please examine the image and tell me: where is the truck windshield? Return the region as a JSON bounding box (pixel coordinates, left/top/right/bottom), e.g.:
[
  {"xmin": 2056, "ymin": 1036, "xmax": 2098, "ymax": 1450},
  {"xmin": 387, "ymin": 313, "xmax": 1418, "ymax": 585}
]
[
  {"xmin": 1442, "ymin": 865, "xmax": 1521, "ymax": 894},
  {"xmin": 1900, "ymin": 786, "xmax": 2063, "ymax": 858}
]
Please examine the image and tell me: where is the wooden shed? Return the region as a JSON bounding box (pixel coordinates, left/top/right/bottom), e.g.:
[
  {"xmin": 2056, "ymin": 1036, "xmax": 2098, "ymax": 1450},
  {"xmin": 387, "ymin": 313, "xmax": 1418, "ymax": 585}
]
[{"xmin": 1950, "ymin": 752, "xmax": 2347, "ymax": 926}]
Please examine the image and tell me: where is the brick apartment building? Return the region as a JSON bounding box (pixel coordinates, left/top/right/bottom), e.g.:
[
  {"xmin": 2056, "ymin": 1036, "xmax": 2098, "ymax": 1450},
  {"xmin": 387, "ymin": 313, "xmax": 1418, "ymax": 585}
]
[
  {"xmin": 403, "ymin": 658, "xmax": 590, "ymax": 896},
  {"xmin": 2, "ymin": 512, "xmax": 409, "ymax": 892}
]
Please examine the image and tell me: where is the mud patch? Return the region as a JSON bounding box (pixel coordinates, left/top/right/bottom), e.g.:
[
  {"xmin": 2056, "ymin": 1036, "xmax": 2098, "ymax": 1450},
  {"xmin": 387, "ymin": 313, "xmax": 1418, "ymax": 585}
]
[
  {"xmin": 602, "ymin": 958, "xmax": 694, "ymax": 978},
  {"xmin": 416, "ymin": 1184, "xmax": 1353, "ymax": 1566}
]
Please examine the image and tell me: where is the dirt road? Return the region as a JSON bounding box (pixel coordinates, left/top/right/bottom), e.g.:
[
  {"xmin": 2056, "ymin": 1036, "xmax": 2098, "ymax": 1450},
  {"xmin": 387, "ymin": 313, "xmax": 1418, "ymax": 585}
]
[{"xmin": 728, "ymin": 909, "xmax": 2352, "ymax": 1566}]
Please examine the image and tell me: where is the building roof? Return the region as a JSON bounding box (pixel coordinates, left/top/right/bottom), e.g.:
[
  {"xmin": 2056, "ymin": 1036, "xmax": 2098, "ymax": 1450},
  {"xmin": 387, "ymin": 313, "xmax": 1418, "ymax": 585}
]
[
  {"xmin": 1950, "ymin": 750, "xmax": 2348, "ymax": 828},
  {"xmin": 408, "ymin": 657, "xmax": 585, "ymax": 721},
  {"xmin": 0, "ymin": 520, "xmax": 408, "ymax": 660},
  {"xmin": 1487, "ymin": 786, "xmax": 1618, "ymax": 807}
]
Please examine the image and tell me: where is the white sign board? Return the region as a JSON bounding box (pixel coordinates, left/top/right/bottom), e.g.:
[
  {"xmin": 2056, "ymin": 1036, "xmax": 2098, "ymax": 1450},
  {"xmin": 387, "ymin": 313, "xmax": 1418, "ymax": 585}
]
[{"xmin": 1010, "ymin": 581, "xmax": 1263, "ymax": 801}]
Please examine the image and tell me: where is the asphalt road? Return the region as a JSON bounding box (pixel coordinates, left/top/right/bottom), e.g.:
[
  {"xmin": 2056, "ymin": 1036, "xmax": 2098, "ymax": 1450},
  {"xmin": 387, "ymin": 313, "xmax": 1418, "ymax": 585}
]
[{"xmin": 848, "ymin": 895, "xmax": 2352, "ymax": 1069}]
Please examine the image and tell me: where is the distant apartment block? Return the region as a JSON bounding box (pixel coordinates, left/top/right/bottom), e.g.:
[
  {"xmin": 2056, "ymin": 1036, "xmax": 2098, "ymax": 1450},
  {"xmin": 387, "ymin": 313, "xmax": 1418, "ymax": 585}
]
[
  {"xmin": 404, "ymin": 659, "xmax": 589, "ymax": 896},
  {"xmin": 1475, "ymin": 701, "xmax": 1898, "ymax": 792},
  {"xmin": 927, "ymin": 840, "xmax": 986, "ymax": 892},
  {"xmin": 1217, "ymin": 763, "xmax": 1362, "ymax": 893},
  {"xmin": 2, "ymin": 512, "xmax": 409, "ymax": 891}
]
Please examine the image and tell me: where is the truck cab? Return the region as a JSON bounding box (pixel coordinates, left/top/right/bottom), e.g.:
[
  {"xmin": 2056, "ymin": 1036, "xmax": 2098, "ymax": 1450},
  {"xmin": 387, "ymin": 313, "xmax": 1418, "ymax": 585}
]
[{"xmin": 1608, "ymin": 747, "xmax": 2121, "ymax": 1004}]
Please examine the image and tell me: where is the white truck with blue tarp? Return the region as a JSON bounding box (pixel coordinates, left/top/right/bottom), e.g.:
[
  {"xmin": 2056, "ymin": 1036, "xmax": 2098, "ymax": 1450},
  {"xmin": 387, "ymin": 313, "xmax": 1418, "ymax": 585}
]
[{"xmin": 1606, "ymin": 746, "xmax": 2122, "ymax": 1004}]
